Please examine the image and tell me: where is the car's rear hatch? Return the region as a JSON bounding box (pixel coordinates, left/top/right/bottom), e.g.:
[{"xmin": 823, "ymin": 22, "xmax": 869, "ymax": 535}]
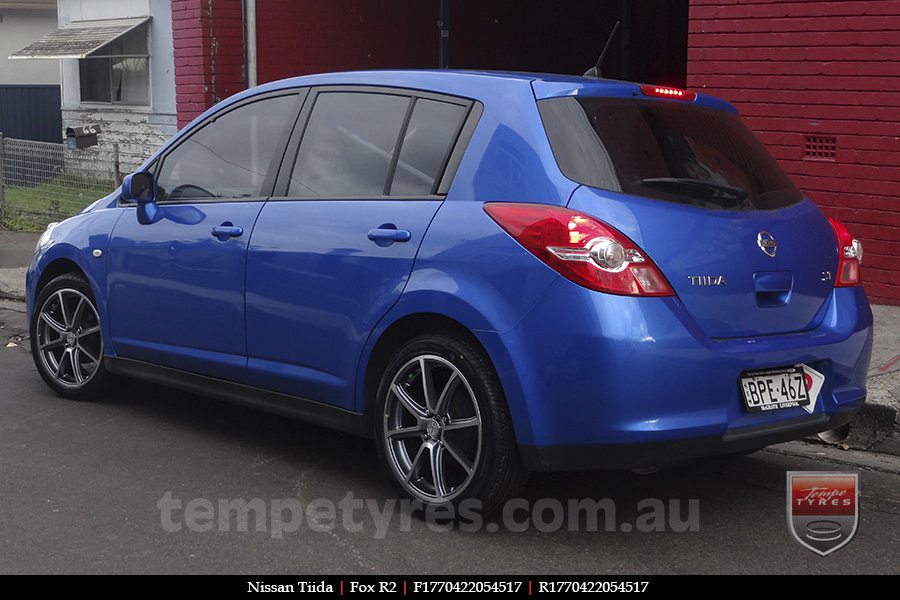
[{"xmin": 539, "ymin": 90, "xmax": 839, "ymax": 339}]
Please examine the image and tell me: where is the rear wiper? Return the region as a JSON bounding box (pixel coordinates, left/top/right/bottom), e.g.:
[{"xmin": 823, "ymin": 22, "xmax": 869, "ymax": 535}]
[{"xmin": 640, "ymin": 177, "xmax": 749, "ymax": 201}]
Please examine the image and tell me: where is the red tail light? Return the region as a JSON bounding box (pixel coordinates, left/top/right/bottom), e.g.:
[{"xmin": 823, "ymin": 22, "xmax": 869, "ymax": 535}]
[
  {"xmin": 828, "ymin": 218, "xmax": 862, "ymax": 287},
  {"xmin": 483, "ymin": 203, "xmax": 675, "ymax": 297},
  {"xmin": 640, "ymin": 84, "xmax": 697, "ymax": 101}
]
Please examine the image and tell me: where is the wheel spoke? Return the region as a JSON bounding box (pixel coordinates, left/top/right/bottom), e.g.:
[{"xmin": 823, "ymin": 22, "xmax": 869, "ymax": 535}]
[
  {"xmin": 76, "ymin": 342, "xmax": 99, "ymax": 364},
  {"xmin": 78, "ymin": 325, "xmax": 101, "ymax": 338},
  {"xmin": 71, "ymin": 349, "xmax": 85, "ymax": 384},
  {"xmin": 434, "ymin": 371, "xmax": 459, "ymax": 416},
  {"xmin": 57, "ymin": 291, "xmax": 71, "ymax": 327},
  {"xmin": 386, "ymin": 424, "xmax": 422, "ymax": 439},
  {"xmin": 40, "ymin": 312, "xmax": 66, "ymax": 334},
  {"xmin": 392, "ymin": 384, "xmax": 428, "ymax": 420},
  {"xmin": 72, "ymin": 296, "xmax": 86, "ymax": 326},
  {"xmin": 443, "ymin": 416, "xmax": 480, "ymax": 432},
  {"xmin": 40, "ymin": 337, "xmax": 65, "ymax": 351},
  {"xmin": 420, "ymin": 357, "xmax": 438, "ymax": 412},
  {"xmin": 443, "ymin": 439, "xmax": 475, "ymax": 475},
  {"xmin": 405, "ymin": 443, "xmax": 428, "ymax": 484},
  {"xmin": 55, "ymin": 348, "xmax": 70, "ymax": 379},
  {"xmin": 430, "ymin": 443, "xmax": 448, "ymax": 498}
]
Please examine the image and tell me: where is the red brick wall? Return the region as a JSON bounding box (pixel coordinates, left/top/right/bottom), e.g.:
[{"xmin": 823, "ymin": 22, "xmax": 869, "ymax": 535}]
[
  {"xmin": 254, "ymin": 0, "xmax": 436, "ymax": 84},
  {"xmin": 171, "ymin": 0, "xmax": 246, "ymax": 129},
  {"xmin": 687, "ymin": 0, "xmax": 900, "ymax": 305}
]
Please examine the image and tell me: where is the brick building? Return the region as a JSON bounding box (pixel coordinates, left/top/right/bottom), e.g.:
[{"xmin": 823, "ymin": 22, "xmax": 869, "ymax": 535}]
[
  {"xmin": 13, "ymin": 0, "xmax": 899, "ymax": 303},
  {"xmin": 170, "ymin": 0, "xmax": 900, "ymax": 305},
  {"xmin": 685, "ymin": 0, "xmax": 900, "ymax": 305}
]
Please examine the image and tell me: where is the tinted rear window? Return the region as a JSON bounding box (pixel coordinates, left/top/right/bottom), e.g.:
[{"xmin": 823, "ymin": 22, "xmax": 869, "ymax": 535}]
[
  {"xmin": 390, "ymin": 99, "xmax": 467, "ymax": 195},
  {"xmin": 289, "ymin": 92, "xmax": 410, "ymax": 196},
  {"xmin": 539, "ymin": 97, "xmax": 802, "ymax": 210}
]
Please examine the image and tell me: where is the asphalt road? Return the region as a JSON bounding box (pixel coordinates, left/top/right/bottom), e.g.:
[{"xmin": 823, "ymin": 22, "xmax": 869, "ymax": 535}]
[{"xmin": 1, "ymin": 302, "xmax": 899, "ymax": 575}]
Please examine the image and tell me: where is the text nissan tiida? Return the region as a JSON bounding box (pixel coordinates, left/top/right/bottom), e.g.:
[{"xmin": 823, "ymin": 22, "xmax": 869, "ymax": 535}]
[{"xmin": 28, "ymin": 71, "xmax": 873, "ymax": 511}]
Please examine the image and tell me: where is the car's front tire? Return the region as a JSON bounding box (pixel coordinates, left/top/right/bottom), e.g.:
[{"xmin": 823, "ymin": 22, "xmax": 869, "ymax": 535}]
[
  {"xmin": 30, "ymin": 273, "xmax": 111, "ymax": 400},
  {"xmin": 373, "ymin": 333, "xmax": 528, "ymax": 514}
]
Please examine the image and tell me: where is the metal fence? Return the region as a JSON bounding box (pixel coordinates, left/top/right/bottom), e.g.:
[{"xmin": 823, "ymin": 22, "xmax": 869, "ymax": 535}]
[{"xmin": 0, "ymin": 134, "xmax": 121, "ymax": 231}]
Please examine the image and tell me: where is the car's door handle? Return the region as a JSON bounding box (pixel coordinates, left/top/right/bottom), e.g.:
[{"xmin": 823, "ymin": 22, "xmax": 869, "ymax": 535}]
[
  {"xmin": 367, "ymin": 228, "xmax": 411, "ymax": 243},
  {"xmin": 211, "ymin": 223, "xmax": 244, "ymax": 239}
]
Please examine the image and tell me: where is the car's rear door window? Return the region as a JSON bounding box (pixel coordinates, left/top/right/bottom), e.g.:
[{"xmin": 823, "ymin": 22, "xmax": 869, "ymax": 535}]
[
  {"xmin": 156, "ymin": 94, "xmax": 296, "ymax": 201},
  {"xmin": 539, "ymin": 96, "xmax": 802, "ymax": 211},
  {"xmin": 288, "ymin": 92, "xmax": 411, "ymax": 196},
  {"xmin": 390, "ymin": 99, "xmax": 468, "ymax": 195}
]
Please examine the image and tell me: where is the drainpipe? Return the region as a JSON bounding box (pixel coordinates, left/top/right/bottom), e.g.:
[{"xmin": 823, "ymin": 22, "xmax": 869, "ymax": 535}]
[
  {"xmin": 620, "ymin": 0, "xmax": 630, "ymax": 81},
  {"xmin": 438, "ymin": 0, "xmax": 449, "ymax": 68},
  {"xmin": 244, "ymin": 0, "xmax": 257, "ymax": 87}
]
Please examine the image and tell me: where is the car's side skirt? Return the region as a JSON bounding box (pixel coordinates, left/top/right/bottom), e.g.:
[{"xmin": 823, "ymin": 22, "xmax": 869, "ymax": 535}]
[{"xmin": 104, "ymin": 356, "xmax": 370, "ymax": 437}]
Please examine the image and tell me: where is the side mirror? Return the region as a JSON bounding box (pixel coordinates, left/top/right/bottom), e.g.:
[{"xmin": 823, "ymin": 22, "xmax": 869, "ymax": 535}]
[
  {"xmin": 122, "ymin": 171, "xmax": 156, "ymax": 203},
  {"xmin": 122, "ymin": 172, "xmax": 159, "ymax": 225}
]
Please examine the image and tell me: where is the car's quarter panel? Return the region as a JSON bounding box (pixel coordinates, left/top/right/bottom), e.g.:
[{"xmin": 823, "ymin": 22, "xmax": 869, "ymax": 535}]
[
  {"xmin": 439, "ymin": 87, "xmax": 574, "ymax": 208},
  {"xmin": 392, "ymin": 201, "xmax": 564, "ymax": 332},
  {"xmin": 106, "ymin": 202, "xmax": 263, "ymax": 382},
  {"xmin": 352, "ymin": 200, "xmax": 565, "ymax": 419},
  {"xmin": 245, "ymin": 200, "xmax": 441, "ymax": 409}
]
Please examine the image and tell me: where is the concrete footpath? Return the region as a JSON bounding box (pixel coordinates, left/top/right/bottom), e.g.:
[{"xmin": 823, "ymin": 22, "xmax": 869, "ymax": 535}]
[
  {"xmin": 857, "ymin": 304, "xmax": 900, "ymax": 454},
  {"xmin": 0, "ymin": 230, "xmax": 37, "ymax": 300},
  {"xmin": 1, "ymin": 228, "xmax": 898, "ymax": 454}
]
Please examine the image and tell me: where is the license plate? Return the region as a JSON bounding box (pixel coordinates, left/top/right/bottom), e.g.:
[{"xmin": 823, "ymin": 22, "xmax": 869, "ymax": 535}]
[{"xmin": 740, "ymin": 365, "xmax": 811, "ymax": 412}]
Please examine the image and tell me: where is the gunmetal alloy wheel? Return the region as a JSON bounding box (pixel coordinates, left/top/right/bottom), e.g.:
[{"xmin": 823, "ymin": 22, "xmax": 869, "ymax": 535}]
[
  {"xmin": 383, "ymin": 354, "xmax": 483, "ymax": 503},
  {"xmin": 35, "ymin": 288, "xmax": 103, "ymax": 389}
]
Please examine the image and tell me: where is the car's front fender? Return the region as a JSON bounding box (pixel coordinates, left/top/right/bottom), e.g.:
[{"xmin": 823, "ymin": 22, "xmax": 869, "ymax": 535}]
[{"xmin": 27, "ymin": 207, "xmax": 125, "ymax": 356}]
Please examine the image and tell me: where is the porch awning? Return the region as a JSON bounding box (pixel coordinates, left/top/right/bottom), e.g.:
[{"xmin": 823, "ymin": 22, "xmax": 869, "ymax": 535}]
[{"xmin": 8, "ymin": 16, "xmax": 150, "ymax": 60}]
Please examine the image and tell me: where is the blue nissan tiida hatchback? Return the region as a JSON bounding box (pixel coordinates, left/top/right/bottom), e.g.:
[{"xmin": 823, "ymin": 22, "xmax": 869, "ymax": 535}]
[{"xmin": 28, "ymin": 71, "xmax": 872, "ymax": 511}]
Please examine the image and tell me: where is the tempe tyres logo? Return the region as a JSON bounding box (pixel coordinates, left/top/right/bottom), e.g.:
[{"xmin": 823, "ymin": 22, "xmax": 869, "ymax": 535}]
[{"xmin": 787, "ymin": 472, "xmax": 859, "ymax": 556}]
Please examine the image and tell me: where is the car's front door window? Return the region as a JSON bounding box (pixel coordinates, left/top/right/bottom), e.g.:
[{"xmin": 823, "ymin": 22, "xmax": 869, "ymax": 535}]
[{"xmin": 156, "ymin": 94, "xmax": 296, "ymax": 201}]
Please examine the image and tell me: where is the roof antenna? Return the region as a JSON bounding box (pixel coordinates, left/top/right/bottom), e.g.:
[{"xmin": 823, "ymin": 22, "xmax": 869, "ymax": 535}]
[{"xmin": 584, "ymin": 20, "xmax": 621, "ymax": 78}]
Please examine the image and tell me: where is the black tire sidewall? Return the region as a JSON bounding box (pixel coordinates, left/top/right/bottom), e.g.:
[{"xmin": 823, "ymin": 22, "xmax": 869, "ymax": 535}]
[{"xmin": 30, "ymin": 273, "xmax": 109, "ymax": 401}]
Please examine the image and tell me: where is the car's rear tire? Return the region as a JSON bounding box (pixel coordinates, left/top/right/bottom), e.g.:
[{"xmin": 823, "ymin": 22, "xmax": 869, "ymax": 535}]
[
  {"xmin": 30, "ymin": 273, "xmax": 111, "ymax": 401},
  {"xmin": 373, "ymin": 333, "xmax": 528, "ymax": 515}
]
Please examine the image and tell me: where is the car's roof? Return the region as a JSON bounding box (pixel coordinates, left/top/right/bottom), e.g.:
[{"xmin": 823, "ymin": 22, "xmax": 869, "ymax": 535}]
[
  {"xmin": 245, "ymin": 69, "xmax": 548, "ymax": 99},
  {"xmin": 215, "ymin": 69, "xmax": 736, "ymax": 115}
]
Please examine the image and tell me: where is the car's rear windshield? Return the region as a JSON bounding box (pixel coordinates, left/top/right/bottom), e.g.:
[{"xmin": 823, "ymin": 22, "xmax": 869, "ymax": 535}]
[{"xmin": 539, "ymin": 96, "xmax": 802, "ymax": 211}]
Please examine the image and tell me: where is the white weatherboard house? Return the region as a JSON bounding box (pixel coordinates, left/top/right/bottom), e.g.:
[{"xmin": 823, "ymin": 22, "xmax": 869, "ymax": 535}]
[{"xmin": 11, "ymin": 0, "xmax": 177, "ymax": 171}]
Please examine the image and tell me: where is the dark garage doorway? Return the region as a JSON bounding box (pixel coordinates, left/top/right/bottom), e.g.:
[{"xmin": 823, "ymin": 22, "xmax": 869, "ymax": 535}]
[
  {"xmin": 249, "ymin": 1, "xmax": 689, "ymax": 90},
  {"xmin": 447, "ymin": 0, "xmax": 688, "ymax": 87}
]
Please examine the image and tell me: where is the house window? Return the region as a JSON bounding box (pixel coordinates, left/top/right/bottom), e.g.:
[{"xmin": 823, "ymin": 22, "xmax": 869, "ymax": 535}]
[{"xmin": 79, "ymin": 24, "xmax": 149, "ymax": 105}]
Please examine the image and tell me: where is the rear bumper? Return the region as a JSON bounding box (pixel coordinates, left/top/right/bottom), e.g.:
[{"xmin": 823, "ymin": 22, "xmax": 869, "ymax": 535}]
[
  {"xmin": 520, "ymin": 405, "xmax": 861, "ymax": 471},
  {"xmin": 474, "ymin": 278, "xmax": 873, "ymax": 468}
]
